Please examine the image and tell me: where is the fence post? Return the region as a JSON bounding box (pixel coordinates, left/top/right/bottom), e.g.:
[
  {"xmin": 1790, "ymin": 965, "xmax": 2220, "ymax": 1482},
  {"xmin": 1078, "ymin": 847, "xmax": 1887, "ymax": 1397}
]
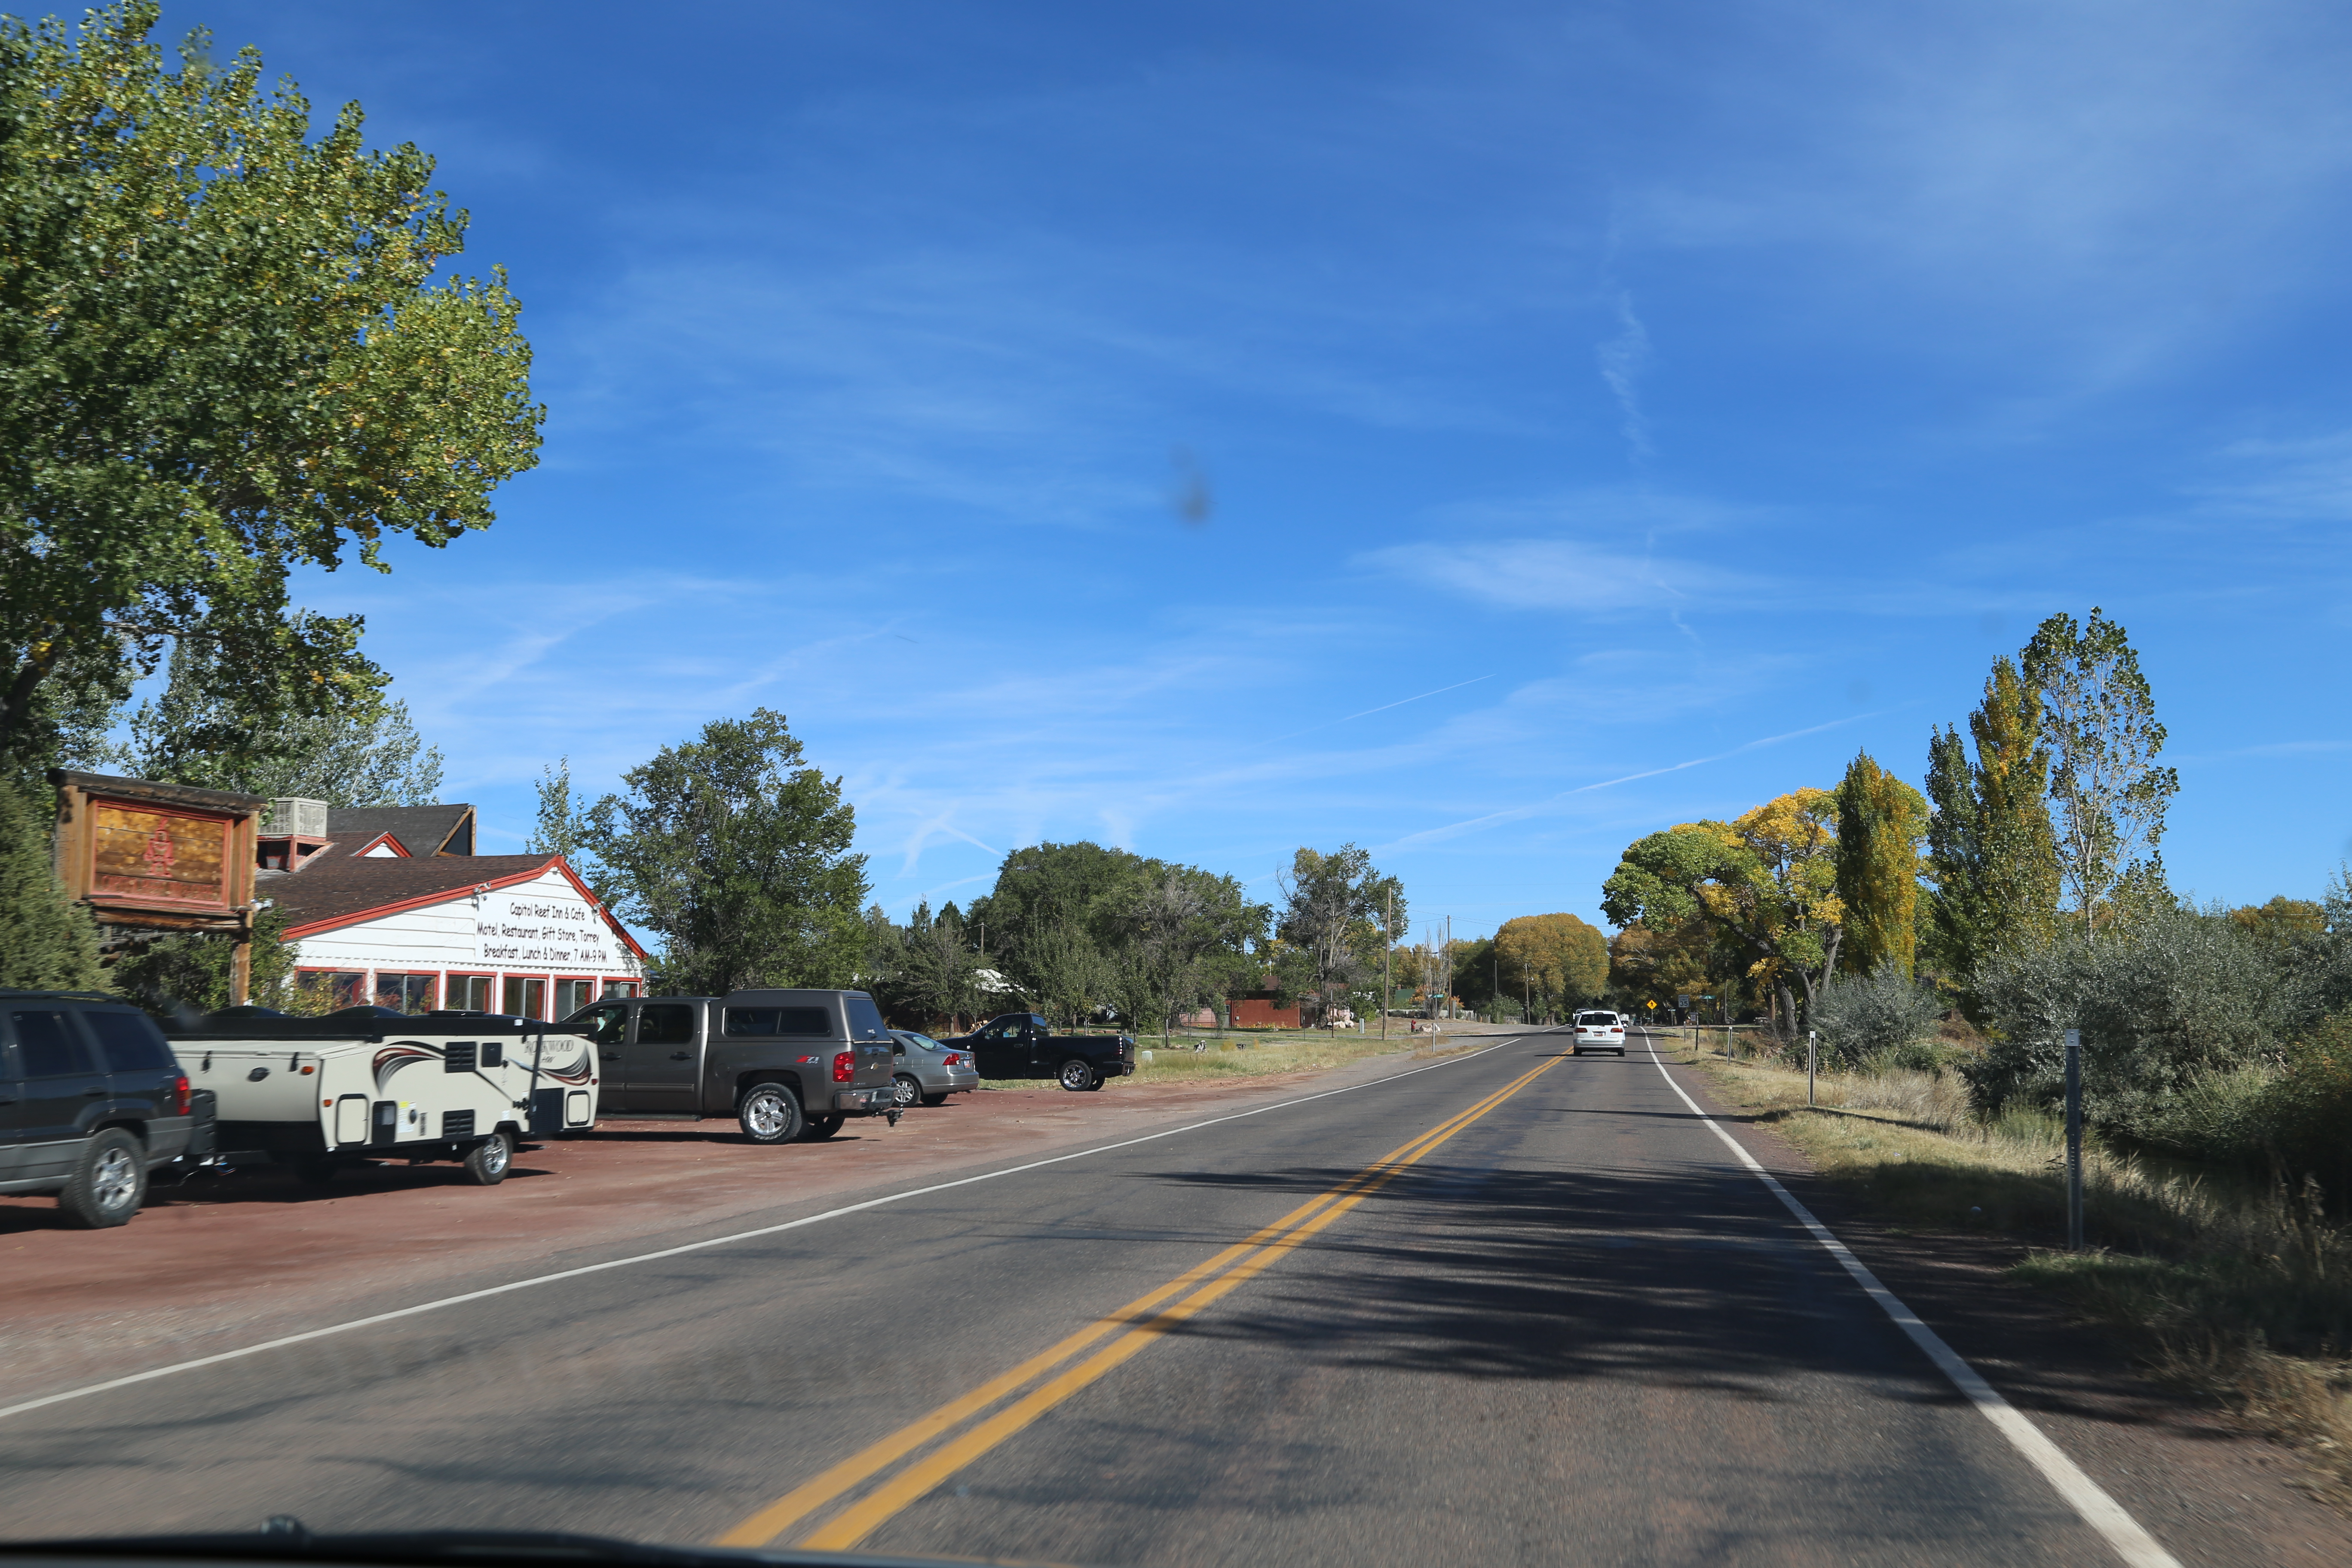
[
  {"xmin": 2064, "ymin": 1027, "xmax": 2084, "ymax": 1252},
  {"xmin": 1807, "ymin": 1030, "xmax": 1816, "ymax": 1107}
]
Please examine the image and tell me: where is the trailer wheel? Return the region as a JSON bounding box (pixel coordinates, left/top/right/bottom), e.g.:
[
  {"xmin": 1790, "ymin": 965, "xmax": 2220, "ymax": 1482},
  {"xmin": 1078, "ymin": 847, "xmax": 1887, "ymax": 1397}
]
[
  {"xmin": 738, "ymin": 1081, "xmax": 804, "ymax": 1145},
  {"xmin": 59, "ymin": 1128, "xmax": 147, "ymax": 1228},
  {"xmin": 292, "ymin": 1154, "xmax": 342, "ymax": 1186},
  {"xmin": 462, "ymin": 1131, "xmax": 514, "ymax": 1186},
  {"xmin": 804, "ymin": 1114, "xmax": 845, "ymax": 1140}
]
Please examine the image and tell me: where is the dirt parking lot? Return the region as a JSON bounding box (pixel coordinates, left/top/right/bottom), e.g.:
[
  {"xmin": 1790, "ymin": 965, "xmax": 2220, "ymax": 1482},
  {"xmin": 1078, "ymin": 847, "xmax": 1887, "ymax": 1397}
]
[{"xmin": 1, "ymin": 1063, "xmax": 1421, "ymax": 1397}]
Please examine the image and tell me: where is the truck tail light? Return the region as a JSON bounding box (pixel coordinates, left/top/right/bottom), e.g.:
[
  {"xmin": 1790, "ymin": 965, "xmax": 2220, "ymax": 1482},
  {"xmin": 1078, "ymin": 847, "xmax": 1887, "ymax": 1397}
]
[
  {"xmin": 170, "ymin": 1074, "xmax": 190, "ymax": 1115},
  {"xmin": 832, "ymin": 1051, "xmax": 854, "ymax": 1083}
]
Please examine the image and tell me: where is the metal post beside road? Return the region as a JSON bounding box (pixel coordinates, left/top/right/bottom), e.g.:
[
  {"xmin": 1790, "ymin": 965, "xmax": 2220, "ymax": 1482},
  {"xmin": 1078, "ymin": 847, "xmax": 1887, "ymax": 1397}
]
[
  {"xmin": 1807, "ymin": 1030, "xmax": 1816, "ymax": 1107},
  {"xmin": 2064, "ymin": 1027, "xmax": 2084, "ymax": 1252}
]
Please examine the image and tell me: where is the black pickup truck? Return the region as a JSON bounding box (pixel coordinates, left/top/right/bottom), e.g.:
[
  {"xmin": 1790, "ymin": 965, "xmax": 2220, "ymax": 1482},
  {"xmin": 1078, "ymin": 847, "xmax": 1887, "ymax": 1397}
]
[{"xmin": 945, "ymin": 1012, "xmax": 1136, "ymax": 1091}]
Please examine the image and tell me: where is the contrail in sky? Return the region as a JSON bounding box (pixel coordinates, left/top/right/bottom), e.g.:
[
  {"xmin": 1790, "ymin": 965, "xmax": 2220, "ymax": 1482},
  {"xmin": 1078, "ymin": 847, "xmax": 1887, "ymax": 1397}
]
[
  {"xmin": 1269, "ymin": 674, "xmax": 1495, "ymax": 744},
  {"xmin": 1381, "ymin": 710, "xmax": 1890, "ymax": 851}
]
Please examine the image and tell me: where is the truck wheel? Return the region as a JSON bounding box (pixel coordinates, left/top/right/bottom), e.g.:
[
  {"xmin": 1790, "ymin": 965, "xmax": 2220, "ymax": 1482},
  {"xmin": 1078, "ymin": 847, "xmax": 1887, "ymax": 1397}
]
[
  {"xmin": 1082, "ymin": 1072, "xmax": 1107, "ymax": 1091},
  {"xmin": 738, "ymin": 1081, "xmax": 804, "ymax": 1145},
  {"xmin": 462, "ymin": 1131, "xmax": 514, "ymax": 1186},
  {"xmin": 804, "ymin": 1114, "xmax": 846, "ymax": 1140},
  {"xmin": 1057, "ymin": 1059, "xmax": 1098, "ymax": 1092},
  {"xmin": 891, "ymin": 1073, "xmax": 922, "ymax": 1109},
  {"xmin": 59, "ymin": 1128, "xmax": 147, "ymax": 1228}
]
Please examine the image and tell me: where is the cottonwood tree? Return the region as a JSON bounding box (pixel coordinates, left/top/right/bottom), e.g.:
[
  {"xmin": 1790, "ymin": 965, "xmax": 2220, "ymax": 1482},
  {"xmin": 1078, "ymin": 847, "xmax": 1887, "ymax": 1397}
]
[
  {"xmin": 1492, "ymin": 913, "xmax": 1609, "ymax": 1020},
  {"xmin": 1832, "ymin": 750, "xmax": 1929, "ymax": 979},
  {"xmin": 2022, "ymin": 609, "xmax": 2178, "ymax": 939},
  {"xmin": 585, "ymin": 709, "xmax": 867, "ymax": 993},
  {"xmin": 1602, "ymin": 789, "xmax": 1845, "ymax": 1036},
  {"xmin": 0, "ymin": 4, "xmax": 541, "ymax": 770}
]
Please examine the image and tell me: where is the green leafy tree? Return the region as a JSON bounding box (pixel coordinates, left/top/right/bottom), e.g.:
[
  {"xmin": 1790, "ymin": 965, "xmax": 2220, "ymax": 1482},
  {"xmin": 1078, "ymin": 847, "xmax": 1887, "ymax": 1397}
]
[
  {"xmin": 1832, "ymin": 750, "xmax": 1929, "ymax": 979},
  {"xmin": 1107, "ymin": 865, "xmax": 1268, "ymax": 1038},
  {"xmin": 0, "ymin": 777, "xmax": 100, "ymax": 988},
  {"xmin": 584, "ymin": 709, "xmax": 867, "ymax": 994},
  {"xmin": 869, "ymin": 900, "xmax": 987, "ymax": 1030},
  {"xmin": 2023, "ymin": 608, "xmax": 2179, "ymax": 939},
  {"xmin": 1275, "ymin": 844, "xmax": 1404, "ymax": 1024},
  {"xmin": 1923, "ymin": 656, "xmax": 2061, "ymax": 998},
  {"xmin": 104, "ymin": 637, "xmax": 444, "ymax": 806},
  {"xmin": 0, "ymin": 3, "xmax": 541, "ymax": 769},
  {"xmin": 1607, "ymin": 917, "xmax": 1713, "ymax": 1014}
]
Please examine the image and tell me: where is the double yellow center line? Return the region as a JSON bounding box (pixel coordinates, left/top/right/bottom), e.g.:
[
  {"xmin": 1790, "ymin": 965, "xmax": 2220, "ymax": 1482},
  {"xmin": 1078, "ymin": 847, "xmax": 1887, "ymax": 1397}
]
[{"xmin": 715, "ymin": 1047, "xmax": 1567, "ymax": 1553}]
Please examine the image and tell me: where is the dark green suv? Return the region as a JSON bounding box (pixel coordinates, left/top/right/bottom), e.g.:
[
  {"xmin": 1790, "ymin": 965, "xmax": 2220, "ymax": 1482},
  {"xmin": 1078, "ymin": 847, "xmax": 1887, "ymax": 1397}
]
[{"xmin": 0, "ymin": 989, "xmax": 199, "ymax": 1227}]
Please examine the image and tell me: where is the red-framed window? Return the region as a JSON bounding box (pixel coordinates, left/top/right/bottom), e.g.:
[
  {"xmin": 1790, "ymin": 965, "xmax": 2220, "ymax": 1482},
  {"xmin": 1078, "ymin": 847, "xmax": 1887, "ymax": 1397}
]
[
  {"xmin": 296, "ymin": 969, "xmax": 365, "ymax": 1009},
  {"xmin": 553, "ymin": 977, "xmax": 595, "ymax": 1019},
  {"xmin": 374, "ymin": 973, "xmax": 438, "ymax": 1014},
  {"xmin": 602, "ymin": 979, "xmax": 643, "ymax": 998},
  {"xmin": 502, "ymin": 976, "xmax": 547, "ymax": 1020},
  {"xmin": 447, "ymin": 974, "xmax": 492, "ymax": 1012}
]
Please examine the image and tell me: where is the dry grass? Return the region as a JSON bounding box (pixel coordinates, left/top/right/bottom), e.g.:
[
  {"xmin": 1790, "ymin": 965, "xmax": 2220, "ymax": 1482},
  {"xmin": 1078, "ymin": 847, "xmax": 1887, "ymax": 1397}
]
[
  {"xmin": 976, "ymin": 1027, "xmax": 1493, "ymax": 1090},
  {"xmin": 1679, "ymin": 1036, "xmax": 2352, "ymax": 1501}
]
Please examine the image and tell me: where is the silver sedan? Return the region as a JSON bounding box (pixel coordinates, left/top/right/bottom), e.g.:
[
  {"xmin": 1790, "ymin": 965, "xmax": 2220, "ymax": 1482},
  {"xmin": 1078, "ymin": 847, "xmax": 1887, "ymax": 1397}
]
[{"xmin": 890, "ymin": 1029, "xmax": 980, "ymax": 1108}]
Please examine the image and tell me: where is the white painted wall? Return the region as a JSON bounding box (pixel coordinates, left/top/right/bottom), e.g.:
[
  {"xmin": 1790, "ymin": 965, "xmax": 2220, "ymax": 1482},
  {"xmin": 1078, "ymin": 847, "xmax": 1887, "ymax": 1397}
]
[{"xmin": 286, "ymin": 866, "xmax": 643, "ymax": 1001}]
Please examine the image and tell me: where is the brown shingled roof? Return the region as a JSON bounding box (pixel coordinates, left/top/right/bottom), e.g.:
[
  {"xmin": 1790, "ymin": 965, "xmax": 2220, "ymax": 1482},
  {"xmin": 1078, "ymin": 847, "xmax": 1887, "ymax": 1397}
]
[
  {"xmin": 324, "ymin": 803, "xmax": 475, "ymax": 857},
  {"xmin": 263, "ymin": 854, "xmax": 557, "ymax": 934}
]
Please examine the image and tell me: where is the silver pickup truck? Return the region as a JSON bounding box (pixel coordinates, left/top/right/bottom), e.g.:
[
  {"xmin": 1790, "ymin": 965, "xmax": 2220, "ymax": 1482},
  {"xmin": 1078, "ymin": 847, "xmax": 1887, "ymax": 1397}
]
[{"xmin": 563, "ymin": 988, "xmax": 901, "ymax": 1143}]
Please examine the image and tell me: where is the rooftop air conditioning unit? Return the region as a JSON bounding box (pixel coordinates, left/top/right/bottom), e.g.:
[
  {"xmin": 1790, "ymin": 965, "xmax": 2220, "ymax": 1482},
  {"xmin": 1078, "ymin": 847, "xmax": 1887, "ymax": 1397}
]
[{"xmin": 265, "ymin": 797, "xmax": 329, "ymax": 837}]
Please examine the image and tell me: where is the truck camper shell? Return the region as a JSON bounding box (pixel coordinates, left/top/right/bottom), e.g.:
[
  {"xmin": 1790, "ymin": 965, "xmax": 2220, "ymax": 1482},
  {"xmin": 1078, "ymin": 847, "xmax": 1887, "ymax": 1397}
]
[{"xmin": 165, "ymin": 1008, "xmax": 598, "ymax": 1185}]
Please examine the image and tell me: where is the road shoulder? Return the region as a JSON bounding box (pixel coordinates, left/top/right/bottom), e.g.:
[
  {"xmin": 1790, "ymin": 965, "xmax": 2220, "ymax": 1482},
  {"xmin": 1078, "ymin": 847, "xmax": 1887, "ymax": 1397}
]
[{"xmin": 1650, "ymin": 1039, "xmax": 2352, "ymax": 1567}]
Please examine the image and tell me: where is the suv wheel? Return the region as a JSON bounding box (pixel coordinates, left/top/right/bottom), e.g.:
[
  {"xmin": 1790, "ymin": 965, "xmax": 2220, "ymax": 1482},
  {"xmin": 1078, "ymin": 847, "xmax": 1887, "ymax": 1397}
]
[
  {"xmin": 891, "ymin": 1073, "xmax": 922, "ymax": 1109},
  {"xmin": 738, "ymin": 1081, "xmax": 804, "ymax": 1145},
  {"xmin": 60, "ymin": 1128, "xmax": 146, "ymax": 1228},
  {"xmin": 462, "ymin": 1130, "xmax": 514, "ymax": 1185},
  {"xmin": 1057, "ymin": 1058, "xmax": 1098, "ymax": 1092}
]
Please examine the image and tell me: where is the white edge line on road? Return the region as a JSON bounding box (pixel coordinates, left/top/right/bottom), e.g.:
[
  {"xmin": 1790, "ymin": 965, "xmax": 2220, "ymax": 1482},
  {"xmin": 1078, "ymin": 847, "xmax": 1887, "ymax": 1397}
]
[
  {"xmin": 1642, "ymin": 1036, "xmax": 2182, "ymax": 1568},
  {"xmin": 0, "ymin": 1035, "xmax": 1524, "ymax": 1427}
]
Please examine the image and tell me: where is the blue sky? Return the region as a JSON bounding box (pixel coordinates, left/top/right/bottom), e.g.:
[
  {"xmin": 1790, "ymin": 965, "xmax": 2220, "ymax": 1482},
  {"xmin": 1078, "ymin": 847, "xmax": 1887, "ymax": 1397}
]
[{"xmin": 153, "ymin": 0, "xmax": 2352, "ymax": 936}]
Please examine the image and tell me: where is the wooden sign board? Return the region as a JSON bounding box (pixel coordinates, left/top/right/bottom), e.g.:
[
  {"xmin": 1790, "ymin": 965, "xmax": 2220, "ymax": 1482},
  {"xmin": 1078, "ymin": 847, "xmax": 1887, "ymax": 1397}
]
[{"xmin": 49, "ymin": 770, "xmax": 264, "ymax": 934}]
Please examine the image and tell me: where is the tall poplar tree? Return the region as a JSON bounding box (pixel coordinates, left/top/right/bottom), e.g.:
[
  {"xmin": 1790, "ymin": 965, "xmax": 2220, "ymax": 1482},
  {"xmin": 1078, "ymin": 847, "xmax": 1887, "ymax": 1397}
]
[
  {"xmin": 1832, "ymin": 750, "xmax": 1928, "ymax": 978},
  {"xmin": 1923, "ymin": 656, "xmax": 2061, "ymax": 991}
]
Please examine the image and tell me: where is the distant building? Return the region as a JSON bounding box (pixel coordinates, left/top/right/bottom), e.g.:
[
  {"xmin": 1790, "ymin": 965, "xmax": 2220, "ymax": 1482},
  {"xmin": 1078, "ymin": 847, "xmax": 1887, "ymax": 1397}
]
[{"xmin": 255, "ymin": 798, "xmax": 646, "ymax": 1018}]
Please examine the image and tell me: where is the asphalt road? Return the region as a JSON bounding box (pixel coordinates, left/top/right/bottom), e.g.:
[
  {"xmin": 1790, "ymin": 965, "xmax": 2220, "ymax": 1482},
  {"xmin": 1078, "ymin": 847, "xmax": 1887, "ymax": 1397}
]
[{"xmin": 0, "ymin": 1029, "xmax": 2177, "ymax": 1566}]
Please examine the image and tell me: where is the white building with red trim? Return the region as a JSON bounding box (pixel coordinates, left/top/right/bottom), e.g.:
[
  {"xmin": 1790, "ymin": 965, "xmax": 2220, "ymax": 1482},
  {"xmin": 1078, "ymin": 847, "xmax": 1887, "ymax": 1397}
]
[{"xmin": 255, "ymin": 801, "xmax": 647, "ymax": 1019}]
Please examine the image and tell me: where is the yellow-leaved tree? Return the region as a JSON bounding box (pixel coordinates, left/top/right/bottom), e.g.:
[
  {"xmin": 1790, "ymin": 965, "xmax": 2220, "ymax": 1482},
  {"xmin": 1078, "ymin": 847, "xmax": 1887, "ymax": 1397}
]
[
  {"xmin": 1492, "ymin": 913, "xmax": 1609, "ymax": 1022},
  {"xmin": 1601, "ymin": 789, "xmax": 1844, "ymax": 1038}
]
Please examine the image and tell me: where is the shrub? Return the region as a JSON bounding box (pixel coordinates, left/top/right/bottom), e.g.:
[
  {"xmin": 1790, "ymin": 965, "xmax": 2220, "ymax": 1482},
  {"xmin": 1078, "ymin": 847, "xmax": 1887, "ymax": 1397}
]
[
  {"xmin": 1964, "ymin": 904, "xmax": 2296, "ymax": 1132},
  {"xmin": 1810, "ymin": 962, "xmax": 1941, "ymax": 1068}
]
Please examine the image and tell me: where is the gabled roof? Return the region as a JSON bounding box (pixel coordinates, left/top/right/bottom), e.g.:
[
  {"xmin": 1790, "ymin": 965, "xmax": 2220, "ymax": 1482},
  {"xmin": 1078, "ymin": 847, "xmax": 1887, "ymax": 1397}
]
[
  {"xmin": 262, "ymin": 853, "xmax": 648, "ymax": 961},
  {"xmin": 324, "ymin": 804, "xmax": 474, "ymax": 857}
]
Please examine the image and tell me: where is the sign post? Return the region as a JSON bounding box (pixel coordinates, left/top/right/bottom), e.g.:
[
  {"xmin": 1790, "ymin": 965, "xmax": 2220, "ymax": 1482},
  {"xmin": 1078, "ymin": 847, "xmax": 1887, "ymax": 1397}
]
[
  {"xmin": 1807, "ymin": 1030, "xmax": 1817, "ymax": 1107},
  {"xmin": 2064, "ymin": 1027, "xmax": 2085, "ymax": 1251}
]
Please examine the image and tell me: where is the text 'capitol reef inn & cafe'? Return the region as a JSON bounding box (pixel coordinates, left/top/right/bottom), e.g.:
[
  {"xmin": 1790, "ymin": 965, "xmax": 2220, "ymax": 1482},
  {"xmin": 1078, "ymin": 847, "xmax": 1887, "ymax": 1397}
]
[{"xmin": 254, "ymin": 798, "xmax": 646, "ymax": 1018}]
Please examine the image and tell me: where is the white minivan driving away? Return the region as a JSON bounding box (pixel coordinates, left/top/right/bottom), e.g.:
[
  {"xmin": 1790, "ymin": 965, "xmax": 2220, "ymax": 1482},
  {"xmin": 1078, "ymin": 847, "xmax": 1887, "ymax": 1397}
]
[{"xmin": 1572, "ymin": 1010, "xmax": 1628, "ymax": 1056}]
